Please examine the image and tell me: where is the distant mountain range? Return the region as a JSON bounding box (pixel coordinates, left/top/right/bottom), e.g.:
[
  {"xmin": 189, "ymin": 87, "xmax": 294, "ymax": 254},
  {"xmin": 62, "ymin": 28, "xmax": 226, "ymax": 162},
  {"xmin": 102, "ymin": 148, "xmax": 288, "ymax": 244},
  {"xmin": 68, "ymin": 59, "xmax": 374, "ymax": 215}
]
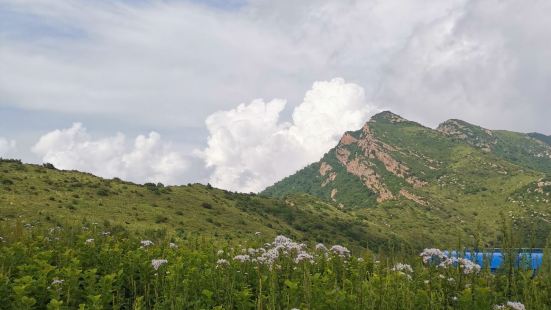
[{"xmin": 263, "ymin": 111, "xmax": 551, "ymax": 246}]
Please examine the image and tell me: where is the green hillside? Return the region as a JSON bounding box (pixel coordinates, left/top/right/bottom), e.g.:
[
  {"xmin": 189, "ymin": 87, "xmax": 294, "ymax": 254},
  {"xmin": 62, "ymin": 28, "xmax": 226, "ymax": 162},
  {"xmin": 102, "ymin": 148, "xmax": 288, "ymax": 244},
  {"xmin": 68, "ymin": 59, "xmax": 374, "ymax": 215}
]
[
  {"xmin": 0, "ymin": 159, "xmax": 399, "ymax": 251},
  {"xmin": 263, "ymin": 111, "xmax": 551, "ymax": 247},
  {"xmin": 529, "ymin": 132, "xmax": 551, "ymax": 146}
]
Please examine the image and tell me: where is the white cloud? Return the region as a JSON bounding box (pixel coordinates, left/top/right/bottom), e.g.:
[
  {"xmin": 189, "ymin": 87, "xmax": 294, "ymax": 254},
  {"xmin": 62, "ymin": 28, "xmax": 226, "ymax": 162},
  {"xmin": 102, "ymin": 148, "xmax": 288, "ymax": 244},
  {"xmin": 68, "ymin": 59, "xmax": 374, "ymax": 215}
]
[
  {"xmin": 0, "ymin": 137, "xmax": 16, "ymax": 157},
  {"xmin": 375, "ymin": 0, "xmax": 551, "ymax": 131},
  {"xmin": 201, "ymin": 78, "xmax": 378, "ymax": 192},
  {"xmin": 32, "ymin": 123, "xmax": 188, "ymax": 184}
]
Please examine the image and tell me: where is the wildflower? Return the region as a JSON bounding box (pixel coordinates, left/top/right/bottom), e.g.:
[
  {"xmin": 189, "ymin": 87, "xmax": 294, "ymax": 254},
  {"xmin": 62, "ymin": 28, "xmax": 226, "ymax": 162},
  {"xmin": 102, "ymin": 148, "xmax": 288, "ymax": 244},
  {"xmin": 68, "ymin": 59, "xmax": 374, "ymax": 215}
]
[
  {"xmin": 233, "ymin": 255, "xmax": 250, "ymax": 263},
  {"xmin": 151, "ymin": 259, "xmax": 168, "ymax": 270},
  {"xmin": 448, "ymin": 277, "xmax": 455, "ymax": 282},
  {"xmin": 315, "ymin": 243, "xmax": 328, "ymax": 252},
  {"xmin": 424, "ymin": 280, "xmax": 429, "ymax": 284},
  {"xmin": 294, "ymin": 252, "xmax": 314, "ymax": 264},
  {"xmin": 217, "ymin": 249, "xmax": 224, "ymax": 256},
  {"xmin": 255, "ymin": 231, "xmax": 261, "ymax": 236},
  {"xmin": 51, "ymin": 279, "xmax": 64, "ymax": 286},
  {"xmin": 140, "ymin": 240, "xmax": 154, "ymax": 247},
  {"xmin": 85, "ymin": 238, "xmax": 94, "ymax": 244},
  {"xmin": 169, "ymin": 242, "xmax": 178, "ymax": 249},
  {"xmin": 101, "ymin": 231, "xmax": 110, "ymax": 236},
  {"xmin": 391, "ymin": 263, "xmax": 413, "ymax": 273},
  {"xmin": 457, "ymin": 258, "xmax": 481, "ymax": 274},
  {"xmin": 419, "ymin": 248, "xmax": 447, "ymax": 264},
  {"xmin": 494, "ymin": 302, "xmax": 525, "ymax": 310},
  {"xmin": 216, "ymin": 259, "xmax": 229, "ymax": 268},
  {"xmin": 330, "ymin": 245, "xmax": 350, "ymax": 258},
  {"xmin": 357, "ymin": 257, "xmax": 364, "ymax": 262},
  {"xmin": 505, "ymin": 302, "xmax": 526, "ymax": 310}
]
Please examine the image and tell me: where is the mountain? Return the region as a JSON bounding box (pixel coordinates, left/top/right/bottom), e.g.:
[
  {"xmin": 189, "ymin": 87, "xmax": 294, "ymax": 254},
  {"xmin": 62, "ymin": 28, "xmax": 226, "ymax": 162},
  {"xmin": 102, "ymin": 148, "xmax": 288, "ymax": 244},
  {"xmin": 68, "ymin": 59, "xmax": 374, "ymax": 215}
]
[
  {"xmin": 263, "ymin": 111, "xmax": 551, "ymax": 246},
  {"xmin": 528, "ymin": 132, "xmax": 551, "ymax": 147}
]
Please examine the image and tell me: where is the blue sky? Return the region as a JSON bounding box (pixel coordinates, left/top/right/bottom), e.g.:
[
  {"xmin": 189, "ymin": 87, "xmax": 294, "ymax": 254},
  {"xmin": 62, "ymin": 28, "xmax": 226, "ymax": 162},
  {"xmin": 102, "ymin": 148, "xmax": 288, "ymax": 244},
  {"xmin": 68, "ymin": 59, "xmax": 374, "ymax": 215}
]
[{"xmin": 1, "ymin": 0, "xmax": 550, "ymax": 190}]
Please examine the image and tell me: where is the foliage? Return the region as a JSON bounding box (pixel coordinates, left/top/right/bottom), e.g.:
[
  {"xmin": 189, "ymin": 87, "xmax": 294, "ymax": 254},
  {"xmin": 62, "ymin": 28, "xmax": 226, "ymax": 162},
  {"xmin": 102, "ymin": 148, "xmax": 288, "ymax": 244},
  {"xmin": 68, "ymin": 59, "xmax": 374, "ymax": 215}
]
[{"xmin": 0, "ymin": 223, "xmax": 549, "ymax": 309}]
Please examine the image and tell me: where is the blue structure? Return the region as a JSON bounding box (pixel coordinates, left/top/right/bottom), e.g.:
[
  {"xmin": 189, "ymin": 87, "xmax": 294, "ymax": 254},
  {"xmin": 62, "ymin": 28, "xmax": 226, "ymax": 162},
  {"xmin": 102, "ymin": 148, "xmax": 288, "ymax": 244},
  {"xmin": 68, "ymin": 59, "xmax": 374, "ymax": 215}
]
[{"xmin": 444, "ymin": 249, "xmax": 544, "ymax": 271}]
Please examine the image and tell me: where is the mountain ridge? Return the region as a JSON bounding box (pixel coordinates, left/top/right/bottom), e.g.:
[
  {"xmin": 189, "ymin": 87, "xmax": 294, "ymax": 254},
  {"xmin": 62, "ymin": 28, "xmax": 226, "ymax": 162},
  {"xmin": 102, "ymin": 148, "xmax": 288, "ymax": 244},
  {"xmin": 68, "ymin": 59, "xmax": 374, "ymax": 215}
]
[{"xmin": 262, "ymin": 111, "xmax": 551, "ymax": 246}]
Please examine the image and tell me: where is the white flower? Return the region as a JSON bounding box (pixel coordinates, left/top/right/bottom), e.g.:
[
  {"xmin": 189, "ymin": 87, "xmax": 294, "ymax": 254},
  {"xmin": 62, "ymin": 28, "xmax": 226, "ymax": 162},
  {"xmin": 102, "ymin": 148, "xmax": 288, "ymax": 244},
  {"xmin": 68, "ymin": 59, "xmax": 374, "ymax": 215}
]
[
  {"xmin": 457, "ymin": 258, "xmax": 481, "ymax": 274},
  {"xmin": 169, "ymin": 242, "xmax": 178, "ymax": 249},
  {"xmin": 255, "ymin": 231, "xmax": 261, "ymax": 236},
  {"xmin": 151, "ymin": 259, "xmax": 168, "ymax": 270},
  {"xmin": 216, "ymin": 259, "xmax": 229, "ymax": 268},
  {"xmin": 315, "ymin": 243, "xmax": 328, "ymax": 252},
  {"xmin": 51, "ymin": 279, "xmax": 64, "ymax": 286},
  {"xmin": 419, "ymin": 248, "xmax": 447, "ymax": 264},
  {"xmin": 391, "ymin": 263, "xmax": 413, "ymax": 273},
  {"xmin": 85, "ymin": 238, "xmax": 94, "ymax": 244},
  {"xmin": 101, "ymin": 231, "xmax": 110, "ymax": 236},
  {"xmin": 233, "ymin": 255, "xmax": 250, "ymax": 262},
  {"xmin": 330, "ymin": 245, "xmax": 350, "ymax": 258},
  {"xmin": 294, "ymin": 252, "xmax": 314, "ymax": 264},
  {"xmin": 217, "ymin": 249, "xmax": 224, "ymax": 256},
  {"xmin": 141, "ymin": 240, "xmax": 154, "ymax": 247},
  {"xmin": 494, "ymin": 302, "xmax": 525, "ymax": 310}
]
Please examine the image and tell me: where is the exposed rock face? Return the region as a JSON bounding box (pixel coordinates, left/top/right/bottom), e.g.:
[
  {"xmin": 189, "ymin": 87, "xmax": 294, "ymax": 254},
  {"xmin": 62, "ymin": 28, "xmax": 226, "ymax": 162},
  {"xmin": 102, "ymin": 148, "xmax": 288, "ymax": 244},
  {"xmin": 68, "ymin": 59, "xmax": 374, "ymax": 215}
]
[
  {"xmin": 399, "ymin": 189, "xmax": 427, "ymax": 205},
  {"xmin": 319, "ymin": 162, "xmax": 337, "ymax": 187},
  {"xmin": 331, "ymin": 121, "xmax": 427, "ymax": 202},
  {"xmin": 330, "ymin": 188, "xmax": 338, "ymax": 201},
  {"xmin": 436, "ymin": 119, "xmax": 496, "ymax": 152}
]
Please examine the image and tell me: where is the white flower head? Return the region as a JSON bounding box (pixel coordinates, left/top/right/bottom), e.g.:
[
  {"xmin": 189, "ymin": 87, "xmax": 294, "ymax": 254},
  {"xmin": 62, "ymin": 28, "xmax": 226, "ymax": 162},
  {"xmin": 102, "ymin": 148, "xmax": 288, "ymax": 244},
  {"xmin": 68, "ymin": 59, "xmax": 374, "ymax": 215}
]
[
  {"xmin": 141, "ymin": 240, "xmax": 154, "ymax": 247},
  {"xmin": 151, "ymin": 259, "xmax": 168, "ymax": 270},
  {"xmin": 330, "ymin": 245, "xmax": 350, "ymax": 258},
  {"xmin": 216, "ymin": 259, "xmax": 229, "ymax": 268}
]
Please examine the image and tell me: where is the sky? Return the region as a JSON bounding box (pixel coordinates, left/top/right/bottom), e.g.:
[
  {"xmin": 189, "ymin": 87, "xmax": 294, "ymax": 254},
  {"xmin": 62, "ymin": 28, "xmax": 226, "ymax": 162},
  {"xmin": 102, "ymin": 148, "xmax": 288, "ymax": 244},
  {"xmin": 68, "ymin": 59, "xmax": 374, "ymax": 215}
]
[{"xmin": 1, "ymin": 0, "xmax": 550, "ymax": 192}]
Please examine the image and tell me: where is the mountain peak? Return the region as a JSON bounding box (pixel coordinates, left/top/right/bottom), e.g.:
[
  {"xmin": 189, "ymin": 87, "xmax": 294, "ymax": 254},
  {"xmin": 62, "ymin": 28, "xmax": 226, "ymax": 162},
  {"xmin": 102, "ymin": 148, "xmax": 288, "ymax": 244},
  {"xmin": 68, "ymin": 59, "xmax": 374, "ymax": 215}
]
[
  {"xmin": 436, "ymin": 119, "xmax": 495, "ymax": 152},
  {"xmin": 370, "ymin": 111, "xmax": 409, "ymax": 123}
]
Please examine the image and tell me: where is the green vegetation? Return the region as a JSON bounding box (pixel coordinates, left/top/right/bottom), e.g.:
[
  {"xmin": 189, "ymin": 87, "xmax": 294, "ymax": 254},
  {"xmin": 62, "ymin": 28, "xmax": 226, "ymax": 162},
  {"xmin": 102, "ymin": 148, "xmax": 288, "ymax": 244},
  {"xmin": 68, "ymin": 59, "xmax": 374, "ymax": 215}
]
[
  {"xmin": 1, "ymin": 221, "xmax": 550, "ymax": 309},
  {"xmin": 262, "ymin": 112, "xmax": 551, "ymax": 248}
]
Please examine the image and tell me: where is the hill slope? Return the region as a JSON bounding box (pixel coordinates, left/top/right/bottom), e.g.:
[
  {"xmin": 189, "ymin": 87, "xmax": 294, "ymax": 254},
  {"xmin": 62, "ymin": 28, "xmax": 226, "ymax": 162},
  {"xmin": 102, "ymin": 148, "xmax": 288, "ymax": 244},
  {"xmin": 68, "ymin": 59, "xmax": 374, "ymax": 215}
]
[
  {"xmin": 262, "ymin": 111, "xmax": 551, "ymax": 247},
  {"xmin": 0, "ymin": 159, "xmax": 401, "ymax": 250}
]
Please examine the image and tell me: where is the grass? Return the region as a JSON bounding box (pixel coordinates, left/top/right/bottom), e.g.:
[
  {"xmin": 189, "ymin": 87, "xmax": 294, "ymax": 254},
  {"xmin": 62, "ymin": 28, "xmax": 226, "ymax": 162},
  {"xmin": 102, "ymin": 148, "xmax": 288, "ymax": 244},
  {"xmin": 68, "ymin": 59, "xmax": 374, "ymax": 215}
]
[{"xmin": 0, "ymin": 221, "xmax": 550, "ymax": 309}]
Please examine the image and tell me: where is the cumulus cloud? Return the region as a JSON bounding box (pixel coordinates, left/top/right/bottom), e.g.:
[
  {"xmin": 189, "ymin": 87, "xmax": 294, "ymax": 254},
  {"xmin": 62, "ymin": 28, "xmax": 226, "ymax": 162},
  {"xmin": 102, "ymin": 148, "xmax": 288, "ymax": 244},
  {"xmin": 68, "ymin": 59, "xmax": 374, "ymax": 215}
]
[
  {"xmin": 32, "ymin": 123, "xmax": 188, "ymax": 184},
  {"xmin": 0, "ymin": 137, "xmax": 16, "ymax": 157},
  {"xmin": 201, "ymin": 78, "xmax": 378, "ymax": 192}
]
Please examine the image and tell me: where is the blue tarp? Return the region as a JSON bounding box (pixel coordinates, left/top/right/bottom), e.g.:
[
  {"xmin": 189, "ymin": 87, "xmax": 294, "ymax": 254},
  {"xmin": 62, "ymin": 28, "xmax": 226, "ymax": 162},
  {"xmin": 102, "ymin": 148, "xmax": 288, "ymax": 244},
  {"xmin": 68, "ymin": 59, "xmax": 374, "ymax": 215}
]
[{"xmin": 444, "ymin": 250, "xmax": 544, "ymax": 271}]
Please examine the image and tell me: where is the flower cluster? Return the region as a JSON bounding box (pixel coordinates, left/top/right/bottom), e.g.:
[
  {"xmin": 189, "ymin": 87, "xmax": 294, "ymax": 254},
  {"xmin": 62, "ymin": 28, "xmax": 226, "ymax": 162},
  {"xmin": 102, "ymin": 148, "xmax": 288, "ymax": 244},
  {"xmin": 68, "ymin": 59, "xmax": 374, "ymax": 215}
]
[
  {"xmin": 457, "ymin": 258, "xmax": 481, "ymax": 274},
  {"xmin": 419, "ymin": 249, "xmax": 480, "ymax": 274},
  {"xmin": 233, "ymin": 255, "xmax": 251, "ymax": 262},
  {"xmin": 392, "ymin": 263, "xmax": 413, "ymax": 273},
  {"xmin": 420, "ymin": 248, "xmax": 447, "ymax": 264},
  {"xmin": 151, "ymin": 259, "xmax": 168, "ymax": 270},
  {"xmin": 330, "ymin": 245, "xmax": 350, "ymax": 258},
  {"xmin": 494, "ymin": 301, "xmax": 526, "ymax": 310},
  {"xmin": 216, "ymin": 259, "xmax": 229, "ymax": 268},
  {"xmin": 141, "ymin": 240, "xmax": 154, "ymax": 247},
  {"xmin": 85, "ymin": 238, "xmax": 94, "ymax": 244}
]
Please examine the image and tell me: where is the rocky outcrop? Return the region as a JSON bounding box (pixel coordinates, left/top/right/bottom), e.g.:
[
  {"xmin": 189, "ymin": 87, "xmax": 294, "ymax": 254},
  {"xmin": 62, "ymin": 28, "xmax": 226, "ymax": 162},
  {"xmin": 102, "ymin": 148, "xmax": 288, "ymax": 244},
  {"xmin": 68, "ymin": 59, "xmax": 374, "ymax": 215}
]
[
  {"xmin": 319, "ymin": 162, "xmax": 337, "ymax": 187},
  {"xmin": 399, "ymin": 189, "xmax": 427, "ymax": 205}
]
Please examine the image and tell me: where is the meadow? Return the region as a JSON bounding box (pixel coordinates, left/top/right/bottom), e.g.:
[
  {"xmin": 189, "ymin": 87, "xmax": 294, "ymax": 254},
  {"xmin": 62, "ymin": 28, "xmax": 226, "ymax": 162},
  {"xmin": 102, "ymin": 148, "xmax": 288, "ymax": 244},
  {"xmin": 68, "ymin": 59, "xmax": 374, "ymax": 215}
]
[{"xmin": 1, "ymin": 221, "xmax": 550, "ymax": 310}]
